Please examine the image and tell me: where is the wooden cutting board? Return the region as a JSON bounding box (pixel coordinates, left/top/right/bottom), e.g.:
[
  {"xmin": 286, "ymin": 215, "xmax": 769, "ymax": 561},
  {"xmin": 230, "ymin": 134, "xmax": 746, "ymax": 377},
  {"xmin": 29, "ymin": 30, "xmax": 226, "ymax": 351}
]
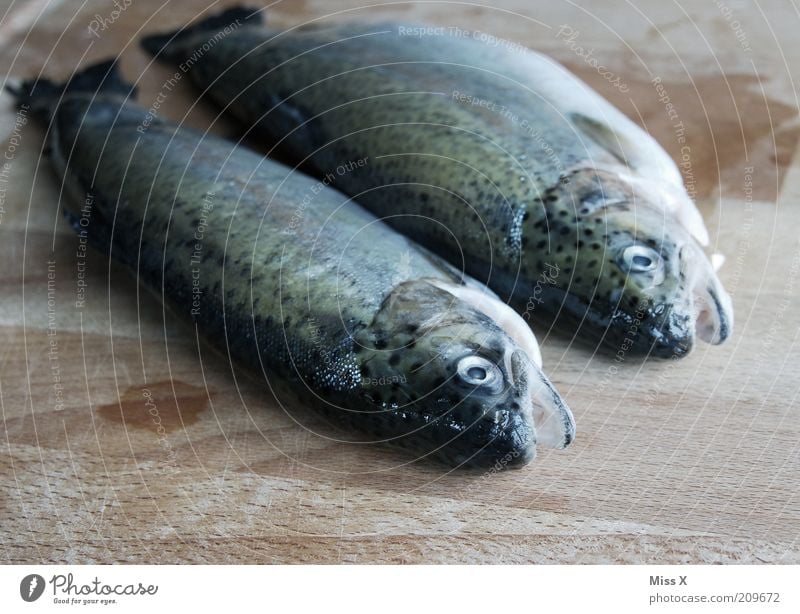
[{"xmin": 1, "ymin": 0, "xmax": 798, "ymax": 563}]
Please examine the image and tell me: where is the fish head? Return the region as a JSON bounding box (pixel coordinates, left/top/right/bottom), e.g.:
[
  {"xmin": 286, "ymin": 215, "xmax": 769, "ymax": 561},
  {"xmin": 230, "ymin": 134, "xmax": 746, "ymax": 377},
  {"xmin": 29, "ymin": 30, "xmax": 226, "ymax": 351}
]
[
  {"xmin": 537, "ymin": 168, "xmax": 733, "ymax": 357},
  {"xmin": 355, "ymin": 278, "xmax": 575, "ymax": 468}
]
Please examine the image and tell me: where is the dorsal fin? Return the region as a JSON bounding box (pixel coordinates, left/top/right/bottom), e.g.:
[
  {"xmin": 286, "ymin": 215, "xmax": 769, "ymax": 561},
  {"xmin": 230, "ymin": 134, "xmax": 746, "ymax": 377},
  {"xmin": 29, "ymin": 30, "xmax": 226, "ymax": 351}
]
[{"xmin": 570, "ymin": 112, "xmax": 637, "ymax": 169}]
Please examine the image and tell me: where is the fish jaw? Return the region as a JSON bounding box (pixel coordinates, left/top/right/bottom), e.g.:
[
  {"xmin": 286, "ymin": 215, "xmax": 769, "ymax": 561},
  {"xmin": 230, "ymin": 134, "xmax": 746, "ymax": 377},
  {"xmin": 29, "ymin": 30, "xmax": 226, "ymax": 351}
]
[
  {"xmin": 531, "ymin": 372, "xmax": 576, "ymax": 449},
  {"xmin": 634, "ymin": 285, "xmax": 732, "ymax": 355},
  {"xmin": 695, "ymin": 285, "xmax": 733, "ymax": 344},
  {"xmin": 513, "ymin": 350, "xmax": 576, "ymax": 449},
  {"xmin": 690, "ymin": 246, "xmax": 734, "ymax": 345},
  {"xmin": 551, "ymin": 287, "xmax": 696, "ymax": 359},
  {"xmin": 638, "ymin": 310, "xmax": 696, "ymax": 358},
  {"xmin": 447, "ymin": 409, "xmax": 538, "ymax": 469}
]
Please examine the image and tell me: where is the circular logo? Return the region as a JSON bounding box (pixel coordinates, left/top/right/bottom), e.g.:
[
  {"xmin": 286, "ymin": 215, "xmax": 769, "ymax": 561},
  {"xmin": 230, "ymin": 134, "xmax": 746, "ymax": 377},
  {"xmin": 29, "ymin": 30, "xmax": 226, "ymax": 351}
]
[{"xmin": 20, "ymin": 574, "xmax": 45, "ymax": 602}]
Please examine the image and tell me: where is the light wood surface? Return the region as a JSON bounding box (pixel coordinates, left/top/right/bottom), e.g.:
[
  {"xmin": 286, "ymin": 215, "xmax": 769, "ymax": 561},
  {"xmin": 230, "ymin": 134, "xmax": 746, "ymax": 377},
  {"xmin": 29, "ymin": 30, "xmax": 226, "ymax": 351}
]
[{"xmin": 0, "ymin": 0, "xmax": 798, "ymax": 563}]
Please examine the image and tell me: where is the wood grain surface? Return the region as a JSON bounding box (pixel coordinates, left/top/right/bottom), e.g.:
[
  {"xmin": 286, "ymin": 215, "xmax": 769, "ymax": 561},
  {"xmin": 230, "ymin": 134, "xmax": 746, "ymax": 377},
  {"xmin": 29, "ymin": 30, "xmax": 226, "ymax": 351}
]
[{"xmin": 0, "ymin": 0, "xmax": 798, "ymax": 564}]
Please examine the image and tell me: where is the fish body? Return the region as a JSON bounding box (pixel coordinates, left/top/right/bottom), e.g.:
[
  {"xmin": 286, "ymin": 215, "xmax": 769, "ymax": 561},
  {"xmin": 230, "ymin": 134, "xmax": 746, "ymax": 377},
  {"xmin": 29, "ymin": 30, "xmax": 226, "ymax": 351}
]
[
  {"xmin": 12, "ymin": 61, "xmax": 574, "ymax": 468},
  {"xmin": 143, "ymin": 9, "xmax": 733, "ymax": 357}
]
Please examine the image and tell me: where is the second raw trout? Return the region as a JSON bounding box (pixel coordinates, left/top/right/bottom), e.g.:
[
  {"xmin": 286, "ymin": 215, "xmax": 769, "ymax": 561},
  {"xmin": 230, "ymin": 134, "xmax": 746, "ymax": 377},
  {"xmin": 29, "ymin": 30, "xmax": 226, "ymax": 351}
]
[{"xmin": 143, "ymin": 7, "xmax": 734, "ymax": 358}]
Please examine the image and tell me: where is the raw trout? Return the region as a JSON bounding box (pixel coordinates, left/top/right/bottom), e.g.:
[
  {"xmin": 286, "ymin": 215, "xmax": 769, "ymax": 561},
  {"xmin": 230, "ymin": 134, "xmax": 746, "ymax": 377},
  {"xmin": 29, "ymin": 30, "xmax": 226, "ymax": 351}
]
[
  {"xmin": 11, "ymin": 60, "xmax": 575, "ymax": 468},
  {"xmin": 142, "ymin": 8, "xmax": 733, "ymax": 358}
]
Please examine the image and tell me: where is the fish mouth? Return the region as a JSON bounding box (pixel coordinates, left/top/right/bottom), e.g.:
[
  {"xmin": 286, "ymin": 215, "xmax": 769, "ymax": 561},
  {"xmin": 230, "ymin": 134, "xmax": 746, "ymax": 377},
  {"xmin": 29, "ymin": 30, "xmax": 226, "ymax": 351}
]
[
  {"xmin": 693, "ymin": 277, "xmax": 734, "ymax": 345},
  {"xmin": 510, "ymin": 349, "xmax": 575, "ymax": 449},
  {"xmin": 610, "ymin": 269, "xmax": 733, "ymax": 358},
  {"xmin": 456, "ymin": 410, "xmax": 538, "ymax": 470},
  {"xmin": 680, "ymin": 242, "xmax": 734, "ymax": 347},
  {"xmin": 634, "ymin": 313, "xmax": 695, "ymax": 359},
  {"xmin": 555, "ymin": 288, "xmax": 693, "ymax": 358}
]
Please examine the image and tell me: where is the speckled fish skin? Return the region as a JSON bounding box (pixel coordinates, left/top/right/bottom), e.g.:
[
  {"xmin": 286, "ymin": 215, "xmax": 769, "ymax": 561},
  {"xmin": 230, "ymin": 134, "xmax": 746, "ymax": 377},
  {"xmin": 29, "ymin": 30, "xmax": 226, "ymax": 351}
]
[
  {"xmin": 12, "ymin": 61, "xmax": 575, "ymax": 468},
  {"xmin": 142, "ymin": 9, "xmax": 733, "ymax": 358}
]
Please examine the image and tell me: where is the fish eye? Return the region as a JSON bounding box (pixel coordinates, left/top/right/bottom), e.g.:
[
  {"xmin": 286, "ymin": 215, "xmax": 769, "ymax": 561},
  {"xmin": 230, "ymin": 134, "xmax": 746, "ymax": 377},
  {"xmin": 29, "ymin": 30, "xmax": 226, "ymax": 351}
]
[
  {"xmin": 620, "ymin": 244, "xmax": 662, "ymax": 273},
  {"xmin": 456, "ymin": 355, "xmax": 503, "ymax": 391}
]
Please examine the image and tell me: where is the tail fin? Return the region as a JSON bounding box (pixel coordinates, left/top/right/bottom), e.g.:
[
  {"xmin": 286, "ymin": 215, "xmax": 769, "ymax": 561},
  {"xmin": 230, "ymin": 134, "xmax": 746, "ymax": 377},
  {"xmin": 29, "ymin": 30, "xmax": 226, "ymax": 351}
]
[
  {"xmin": 6, "ymin": 59, "xmax": 136, "ymax": 120},
  {"xmin": 140, "ymin": 6, "xmax": 262, "ymax": 61}
]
